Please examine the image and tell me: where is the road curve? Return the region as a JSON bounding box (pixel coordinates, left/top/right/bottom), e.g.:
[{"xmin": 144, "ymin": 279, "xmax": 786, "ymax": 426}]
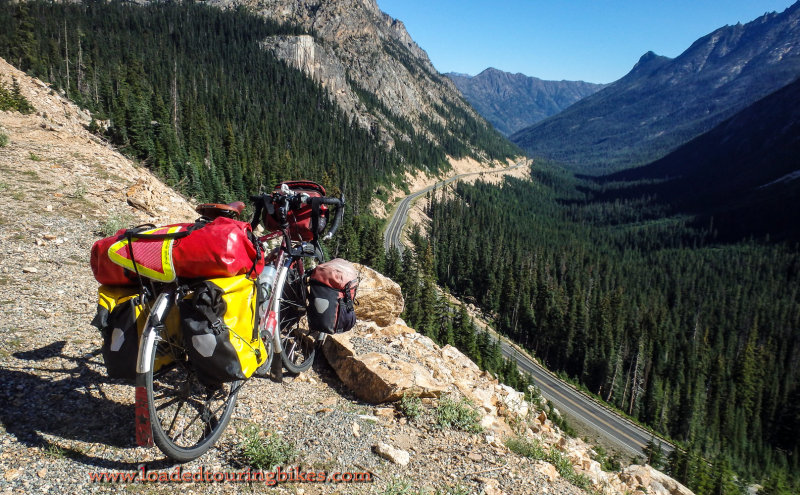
[
  {"xmin": 383, "ymin": 161, "xmax": 674, "ymax": 458},
  {"xmin": 383, "ymin": 161, "xmax": 526, "ymax": 254}
]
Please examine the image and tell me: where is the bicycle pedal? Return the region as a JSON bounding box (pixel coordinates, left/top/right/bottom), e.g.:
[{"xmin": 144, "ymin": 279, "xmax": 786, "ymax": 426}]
[{"xmin": 310, "ymin": 330, "xmax": 327, "ymax": 345}]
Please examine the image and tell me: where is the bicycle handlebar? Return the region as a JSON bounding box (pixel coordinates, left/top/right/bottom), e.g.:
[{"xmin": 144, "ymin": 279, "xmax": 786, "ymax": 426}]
[
  {"xmin": 312, "ymin": 196, "xmax": 345, "ymax": 240},
  {"xmin": 249, "ymin": 190, "xmax": 345, "ymax": 242}
]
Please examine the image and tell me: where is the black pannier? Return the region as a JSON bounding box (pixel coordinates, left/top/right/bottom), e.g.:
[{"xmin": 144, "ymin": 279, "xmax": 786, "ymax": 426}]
[
  {"xmin": 306, "ymin": 259, "xmax": 359, "ymax": 334},
  {"xmin": 91, "ymin": 285, "xmax": 179, "ymax": 379}
]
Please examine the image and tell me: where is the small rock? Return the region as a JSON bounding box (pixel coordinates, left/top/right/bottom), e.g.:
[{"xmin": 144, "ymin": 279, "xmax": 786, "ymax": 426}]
[
  {"xmin": 468, "ymin": 452, "xmax": 483, "ymax": 462},
  {"xmin": 45, "ymin": 205, "xmax": 53, "ymax": 212},
  {"xmin": 534, "ymin": 460, "xmax": 560, "ymax": 482},
  {"xmin": 4, "ymin": 468, "xmax": 21, "ymax": 481},
  {"xmin": 373, "ymin": 442, "xmax": 410, "ymax": 466},
  {"xmin": 37, "ymin": 468, "xmax": 47, "ymax": 478},
  {"xmin": 537, "ymin": 411, "xmax": 547, "ymax": 425},
  {"xmin": 315, "ymin": 408, "xmax": 333, "ymax": 414},
  {"xmin": 294, "ymin": 372, "xmax": 317, "ymax": 384},
  {"xmin": 42, "ymin": 234, "xmax": 57, "ymax": 241},
  {"xmin": 483, "ymin": 485, "xmax": 505, "ymax": 495},
  {"xmin": 22, "ymin": 267, "xmax": 38, "ymax": 273},
  {"xmin": 374, "ymin": 407, "xmax": 395, "ymax": 418},
  {"xmin": 352, "ymin": 422, "xmax": 360, "ymax": 438}
]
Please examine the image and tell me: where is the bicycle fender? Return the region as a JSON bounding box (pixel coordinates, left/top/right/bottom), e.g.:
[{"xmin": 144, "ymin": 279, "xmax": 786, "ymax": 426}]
[{"xmin": 134, "ymin": 292, "xmax": 172, "ymax": 448}]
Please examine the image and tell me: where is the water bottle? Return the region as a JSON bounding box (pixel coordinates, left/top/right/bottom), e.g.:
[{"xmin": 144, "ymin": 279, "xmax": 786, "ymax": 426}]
[{"xmin": 257, "ymin": 264, "xmax": 277, "ymax": 322}]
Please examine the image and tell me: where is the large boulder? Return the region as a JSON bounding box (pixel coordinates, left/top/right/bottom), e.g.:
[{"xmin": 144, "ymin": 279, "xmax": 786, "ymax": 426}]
[
  {"xmin": 352, "ymin": 263, "xmax": 404, "ymax": 326},
  {"xmin": 322, "ymin": 323, "xmax": 446, "ymax": 403}
]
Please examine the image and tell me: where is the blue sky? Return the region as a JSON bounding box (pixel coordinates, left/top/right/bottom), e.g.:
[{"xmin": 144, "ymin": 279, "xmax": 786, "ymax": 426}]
[{"xmin": 376, "ymin": 0, "xmax": 798, "ymax": 83}]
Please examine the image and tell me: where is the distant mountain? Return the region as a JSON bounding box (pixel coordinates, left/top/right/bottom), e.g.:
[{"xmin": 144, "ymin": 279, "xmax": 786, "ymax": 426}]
[
  {"xmin": 512, "ymin": 2, "xmax": 800, "ymax": 171},
  {"xmin": 447, "ymin": 68, "xmax": 605, "ymax": 136},
  {"xmin": 594, "ymin": 76, "xmax": 800, "ymax": 241}
]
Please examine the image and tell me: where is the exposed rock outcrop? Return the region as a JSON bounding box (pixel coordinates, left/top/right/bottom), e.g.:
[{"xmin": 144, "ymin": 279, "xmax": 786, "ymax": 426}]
[
  {"xmin": 207, "ymin": 0, "xmax": 495, "ymax": 155},
  {"xmin": 351, "ymin": 262, "xmax": 404, "ymax": 326}
]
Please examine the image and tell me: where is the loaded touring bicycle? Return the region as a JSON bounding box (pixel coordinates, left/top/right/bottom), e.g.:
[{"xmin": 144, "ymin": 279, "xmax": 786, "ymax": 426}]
[{"xmin": 90, "ymin": 180, "xmax": 351, "ymax": 462}]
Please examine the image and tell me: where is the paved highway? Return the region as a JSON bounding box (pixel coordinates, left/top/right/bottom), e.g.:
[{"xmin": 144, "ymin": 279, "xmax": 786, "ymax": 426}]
[
  {"xmin": 383, "ymin": 162, "xmax": 526, "ymax": 254},
  {"xmin": 383, "ymin": 162, "xmax": 674, "ymax": 458},
  {"xmin": 498, "ymin": 338, "xmax": 674, "ymax": 457}
]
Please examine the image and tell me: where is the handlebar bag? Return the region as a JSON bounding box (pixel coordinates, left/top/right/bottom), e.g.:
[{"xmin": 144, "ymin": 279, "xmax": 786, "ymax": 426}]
[
  {"xmin": 179, "ymin": 274, "xmax": 267, "ymax": 386},
  {"xmin": 306, "ymin": 258, "xmax": 359, "ymax": 334},
  {"xmin": 263, "ymin": 180, "xmax": 328, "ymax": 241},
  {"xmin": 90, "ymin": 285, "xmax": 179, "ymax": 379},
  {"xmin": 91, "ymin": 217, "xmax": 263, "ymax": 285}
]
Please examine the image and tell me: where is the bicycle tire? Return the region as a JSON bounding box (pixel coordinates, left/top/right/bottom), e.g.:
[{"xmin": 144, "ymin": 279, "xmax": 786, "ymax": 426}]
[
  {"xmin": 144, "ymin": 322, "xmax": 240, "ymax": 462},
  {"xmin": 279, "ymin": 265, "xmax": 316, "ymax": 374}
]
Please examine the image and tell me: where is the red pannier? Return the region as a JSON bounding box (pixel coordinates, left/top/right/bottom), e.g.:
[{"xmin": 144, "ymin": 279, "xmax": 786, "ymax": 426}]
[
  {"xmin": 91, "ymin": 217, "xmax": 263, "ymax": 286},
  {"xmin": 306, "ymin": 259, "xmax": 359, "ymax": 334},
  {"xmin": 263, "ymin": 180, "xmax": 328, "ymax": 241}
]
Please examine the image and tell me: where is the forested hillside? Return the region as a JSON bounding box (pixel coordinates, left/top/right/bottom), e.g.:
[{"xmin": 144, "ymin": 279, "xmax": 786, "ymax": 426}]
[
  {"xmin": 593, "ymin": 76, "xmax": 800, "ymax": 242},
  {"xmin": 417, "ymin": 167, "xmax": 799, "ymax": 493},
  {"xmin": 0, "ymin": 0, "xmax": 515, "ymax": 217}
]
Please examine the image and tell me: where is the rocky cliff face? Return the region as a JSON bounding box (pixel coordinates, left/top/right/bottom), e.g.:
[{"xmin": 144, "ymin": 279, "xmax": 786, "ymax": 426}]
[
  {"xmin": 512, "ymin": 2, "xmax": 800, "ymax": 170},
  {"xmin": 205, "ymin": 0, "xmax": 499, "ymax": 157},
  {"xmin": 447, "ymin": 68, "xmax": 606, "ymax": 136}
]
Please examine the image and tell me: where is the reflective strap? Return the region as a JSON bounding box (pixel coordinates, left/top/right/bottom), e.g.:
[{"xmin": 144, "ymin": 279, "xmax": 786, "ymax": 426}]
[{"xmin": 107, "ymin": 225, "xmax": 184, "ymax": 282}]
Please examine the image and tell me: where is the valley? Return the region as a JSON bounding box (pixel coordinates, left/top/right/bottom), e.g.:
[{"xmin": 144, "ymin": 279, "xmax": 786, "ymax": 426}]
[{"xmin": 0, "ymin": 0, "xmax": 798, "ymax": 493}]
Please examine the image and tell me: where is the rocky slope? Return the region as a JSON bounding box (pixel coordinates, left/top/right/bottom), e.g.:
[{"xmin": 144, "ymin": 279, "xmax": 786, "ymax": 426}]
[
  {"xmin": 511, "ymin": 2, "xmax": 800, "ymax": 171},
  {"xmin": 203, "ymin": 0, "xmax": 511, "ymax": 161},
  {"xmin": 0, "ymin": 59, "xmax": 690, "ymax": 494},
  {"xmin": 447, "ymin": 69, "xmax": 605, "ymax": 136}
]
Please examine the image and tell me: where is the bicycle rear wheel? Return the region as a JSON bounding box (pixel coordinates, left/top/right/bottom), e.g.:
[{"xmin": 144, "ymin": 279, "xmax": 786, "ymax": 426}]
[
  {"xmin": 279, "ymin": 265, "xmax": 316, "ymax": 374},
  {"xmin": 144, "ymin": 322, "xmax": 241, "ymax": 462}
]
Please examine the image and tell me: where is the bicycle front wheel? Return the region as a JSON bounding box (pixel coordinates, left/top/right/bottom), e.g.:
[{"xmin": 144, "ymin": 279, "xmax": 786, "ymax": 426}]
[
  {"xmin": 143, "ymin": 317, "xmax": 241, "ymax": 462},
  {"xmin": 279, "ymin": 264, "xmax": 316, "ymax": 374}
]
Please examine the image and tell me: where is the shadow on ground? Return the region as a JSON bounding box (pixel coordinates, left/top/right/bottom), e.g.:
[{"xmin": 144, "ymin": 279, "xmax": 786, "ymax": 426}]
[{"xmin": 0, "ymin": 340, "xmax": 173, "ymax": 470}]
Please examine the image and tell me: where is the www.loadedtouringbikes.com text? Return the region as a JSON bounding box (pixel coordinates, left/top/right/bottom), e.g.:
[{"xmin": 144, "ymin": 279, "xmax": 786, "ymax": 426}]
[{"xmin": 88, "ymin": 465, "xmax": 373, "ymax": 486}]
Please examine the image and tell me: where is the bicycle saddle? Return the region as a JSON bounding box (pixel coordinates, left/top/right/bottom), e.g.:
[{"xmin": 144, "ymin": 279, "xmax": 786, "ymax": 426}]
[{"xmin": 195, "ymin": 201, "xmax": 245, "ymax": 219}]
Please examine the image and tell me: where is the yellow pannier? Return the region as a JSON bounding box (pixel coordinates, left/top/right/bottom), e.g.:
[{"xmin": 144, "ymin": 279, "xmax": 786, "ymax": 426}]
[{"xmin": 179, "ymin": 274, "xmax": 267, "ymax": 385}]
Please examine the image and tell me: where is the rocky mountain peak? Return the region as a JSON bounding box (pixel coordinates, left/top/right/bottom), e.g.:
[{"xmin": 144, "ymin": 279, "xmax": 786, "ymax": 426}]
[
  {"xmin": 448, "ymin": 68, "xmax": 606, "ymax": 136},
  {"xmin": 512, "ymin": 1, "xmax": 800, "ymax": 170},
  {"xmin": 202, "ymin": 0, "xmax": 503, "ymax": 162}
]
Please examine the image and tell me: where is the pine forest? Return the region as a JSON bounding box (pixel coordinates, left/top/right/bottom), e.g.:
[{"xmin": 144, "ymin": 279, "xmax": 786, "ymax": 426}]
[{"xmin": 0, "ymin": 1, "xmax": 797, "ymax": 493}]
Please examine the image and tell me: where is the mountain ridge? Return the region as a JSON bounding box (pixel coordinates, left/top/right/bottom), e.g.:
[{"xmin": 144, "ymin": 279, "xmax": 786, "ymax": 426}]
[
  {"xmin": 594, "ymin": 75, "xmax": 800, "ymax": 241},
  {"xmin": 447, "ymin": 68, "xmax": 605, "ymax": 136},
  {"xmin": 511, "ymin": 1, "xmax": 800, "ymax": 171},
  {"xmin": 203, "ymin": 0, "xmax": 519, "ymax": 164}
]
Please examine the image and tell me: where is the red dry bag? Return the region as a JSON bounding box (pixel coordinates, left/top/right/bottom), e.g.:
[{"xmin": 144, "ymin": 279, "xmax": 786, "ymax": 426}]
[{"xmin": 91, "ymin": 217, "xmax": 263, "ymax": 286}]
